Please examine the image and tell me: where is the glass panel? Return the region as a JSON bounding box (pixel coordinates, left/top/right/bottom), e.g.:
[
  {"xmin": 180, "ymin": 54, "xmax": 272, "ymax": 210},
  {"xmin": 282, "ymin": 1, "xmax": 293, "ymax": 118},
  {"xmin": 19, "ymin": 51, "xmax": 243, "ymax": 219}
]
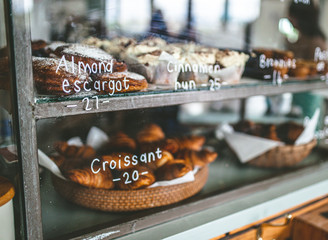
[
  {"xmin": 0, "ymin": 1, "xmax": 25, "ymax": 239},
  {"xmin": 25, "ymin": 0, "xmax": 328, "ymax": 239}
]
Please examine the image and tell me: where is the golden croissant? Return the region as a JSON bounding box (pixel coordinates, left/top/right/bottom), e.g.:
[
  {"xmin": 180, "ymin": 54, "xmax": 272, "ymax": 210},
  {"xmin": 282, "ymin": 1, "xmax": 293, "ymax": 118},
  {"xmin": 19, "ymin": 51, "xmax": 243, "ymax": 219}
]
[
  {"xmin": 176, "ymin": 149, "xmax": 218, "ymax": 167},
  {"xmin": 163, "ymin": 135, "xmax": 206, "ymax": 154},
  {"xmin": 55, "ymin": 141, "xmax": 96, "ymax": 159},
  {"xmin": 116, "ymin": 166, "xmax": 155, "ymax": 190},
  {"xmin": 155, "ymin": 159, "xmax": 193, "ymax": 181},
  {"xmin": 108, "ymin": 132, "xmax": 137, "ymax": 152},
  {"xmin": 66, "ymin": 167, "xmax": 114, "ymax": 189},
  {"xmin": 146, "ymin": 150, "xmax": 174, "ymax": 170},
  {"xmin": 137, "ymin": 124, "xmax": 165, "ymax": 144}
]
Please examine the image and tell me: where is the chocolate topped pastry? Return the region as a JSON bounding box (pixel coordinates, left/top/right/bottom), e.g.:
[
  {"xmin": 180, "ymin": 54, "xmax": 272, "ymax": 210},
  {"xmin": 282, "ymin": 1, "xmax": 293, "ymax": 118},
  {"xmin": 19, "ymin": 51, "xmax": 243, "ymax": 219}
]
[
  {"xmin": 54, "ymin": 44, "xmax": 127, "ymax": 73},
  {"xmin": 33, "ymin": 56, "xmax": 90, "ymax": 95},
  {"xmin": 91, "ymin": 71, "xmax": 148, "ymax": 94},
  {"xmin": 32, "ymin": 40, "xmax": 48, "ymax": 57}
]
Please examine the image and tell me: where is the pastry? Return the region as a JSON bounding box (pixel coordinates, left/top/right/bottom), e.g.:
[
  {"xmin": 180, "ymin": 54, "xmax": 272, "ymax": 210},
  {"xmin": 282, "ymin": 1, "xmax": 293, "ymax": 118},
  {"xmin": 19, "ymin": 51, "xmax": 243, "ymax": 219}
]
[
  {"xmin": 146, "ymin": 150, "xmax": 174, "ymax": 170},
  {"xmin": 176, "ymin": 149, "xmax": 217, "ymax": 167},
  {"xmin": 155, "ymin": 159, "xmax": 193, "ymax": 181},
  {"xmin": 289, "ymin": 59, "xmax": 318, "ymax": 78},
  {"xmin": 32, "ymin": 57, "xmax": 90, "ymax": 95},
  {"xmin": 54, "ymin": 141, "xmax": 96, "ymax": 159},
  {"xmin": 54, "ymin": 156, "xmax": 91, "ymax": 173},
  {"xmin": 216, "ymin": 50, "xmax": 250, "ymax": 68},
  {"xmin": 163, "ymin": 135, "xmax": 206, "ymax": 154},
  {"xmin": 83, "ymin": 36, "xmax": 136, "ymax": 59},
  {"xmin": 66, "ymin": 167, "xmax": 114, "ymax": 189},
  {"xmin": 233, "ymin": 120, "xmax": 263, "ymax": 137},
  {"xmin": 277, "ymin": 122, "xmax": 304, "ymax": 144},
  {"xmin": 261, "ymin": 124, "xmax": 280, "ymax": 141},
  {"xmin": 31, "ymin": 40, "xmax": 48, "ymax": 57},
  {"xmin": 102, "ymin": 152, "xmax": 136, "ymax": 171},
  {"xmin": 50, "ymin": 155, "xmax": 66, "ymax": 168},
  {"xmin": 254, "ymin": 49, "xmax": 294, "ymax": 60},
  {"xmin": 91, "ymin": 71, "xmax": 148, "ymax": 94},
  {"xmin": 273, "ymin": 49, "xmax": 294, "ymax": 60},
  {"xmin": 54, "ymin": 44, "xmax": 127, "ymax": 73},
  {"xmin": 116, "ymin": 166, "xmax": 155, "ymax": 190},
  {"xmin": 108, "ymin": 132, "xmax": 137, "ymax": 153},
  {"xmin": 137, "ymin": 124, "xmax": 165, "ymax": 144},
  {"xmin": 44, "ymin": 41, "xmax": 66, "ymax": 57}
]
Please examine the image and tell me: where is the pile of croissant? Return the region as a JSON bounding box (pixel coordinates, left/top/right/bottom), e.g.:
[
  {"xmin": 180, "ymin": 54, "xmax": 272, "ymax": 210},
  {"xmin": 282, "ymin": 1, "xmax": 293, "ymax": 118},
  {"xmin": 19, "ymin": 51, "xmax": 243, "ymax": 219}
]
[
  {"xmin": 52, "ymin": 124, "xmax": 217, "ymax": 190},
  {"xmin": 233, "ymin": 120, "xmax": 304, "ymax": 144}
]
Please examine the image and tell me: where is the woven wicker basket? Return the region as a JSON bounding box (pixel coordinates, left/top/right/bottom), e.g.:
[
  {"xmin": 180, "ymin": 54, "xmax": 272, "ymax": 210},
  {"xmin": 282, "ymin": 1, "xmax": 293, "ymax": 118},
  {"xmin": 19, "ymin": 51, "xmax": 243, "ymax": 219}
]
[
  {"xmin": 248, "ymin": 139, "xmax": 317, "ymax": 168},
  {"xmin": 52, "ymin": 165, "xmax": 209, "ymax": 212}
]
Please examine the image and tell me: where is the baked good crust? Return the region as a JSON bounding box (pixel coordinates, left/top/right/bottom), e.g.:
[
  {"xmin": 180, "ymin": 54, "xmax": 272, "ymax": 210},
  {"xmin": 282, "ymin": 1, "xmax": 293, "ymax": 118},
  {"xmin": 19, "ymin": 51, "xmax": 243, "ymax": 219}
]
[
  {"xmin": 92, "ymin": 71, "xmax": 148, "ymax": 94},
  {"xmin": 54, "ymin": 44, "xmax": 127, "ymax": 73},
  {"xmin": 33, "ymin": 56, "xmax": 90, "ymax": 95}
]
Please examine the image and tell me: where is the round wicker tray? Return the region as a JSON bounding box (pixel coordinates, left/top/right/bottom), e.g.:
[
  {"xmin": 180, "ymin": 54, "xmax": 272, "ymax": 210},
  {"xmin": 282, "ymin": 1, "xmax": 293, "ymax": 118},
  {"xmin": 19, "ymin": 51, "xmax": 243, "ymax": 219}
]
[
  {"xmin": 248, "ymin": 139, "xmax": 317, "ymax": 168},
  {"xmin": 52, "ymin": 165, "xmax": 209, "ymax": 212}
]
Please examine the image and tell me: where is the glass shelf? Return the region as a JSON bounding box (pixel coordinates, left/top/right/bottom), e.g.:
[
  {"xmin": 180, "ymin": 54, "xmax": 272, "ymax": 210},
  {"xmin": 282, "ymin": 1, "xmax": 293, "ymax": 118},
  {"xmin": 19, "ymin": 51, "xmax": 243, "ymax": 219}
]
[{"xmin": 34, "ymin": 77, "xmax": 328, "ymax": 119}]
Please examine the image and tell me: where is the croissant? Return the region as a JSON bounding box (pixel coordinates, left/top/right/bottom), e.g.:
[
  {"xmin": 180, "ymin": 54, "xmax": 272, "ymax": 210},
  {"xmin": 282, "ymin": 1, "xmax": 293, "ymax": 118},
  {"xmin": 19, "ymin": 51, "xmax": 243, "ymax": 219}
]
[
  {"xmin": 163, "ymin": 135, "xmax": 206, "ymax": 154},
  {"xmin": 176, "ymin": 149, "xmax": 218, "ymax": 168},
  {"xmin": 50, "ymin": 155, "xmax": 66, "ymax": 168},
  {"xmin": 261, "ymin": 124, "xmax": 280, "ymax": 141},
  {"xmin": 32, "ymin": 40, "xmax": 48, "ymax": 57},
  {"xmin": 146, "ymin": 150, "xmax": 174, "ymax": 170},
  {"xmin": 137, "ymin": 124, "xmax": 165, "ymax": 144},
  {"xmin": 102, "ymin": 152, "xmax": 136, "ymax": 171},
  {"xmin": 66, "ymin": 167, "xmax": 114, "ymax": 189},
  {"xmin": 233, "ymin": 121, "xmax": 280, "ymax": 141},
  {"xmin": 33, "ymin": 57, "xmax": 90, "ymax": 95},
  {"xmin": 277, "ymin": 122, "xmax": 304, "ymax": 144},
  {"xmin": 55, "ymin": 142, "xmax": 96, "ymax": 159},
  {"xmin": 155, "ymin": 159, "xmax": 193, "ymax": 181},
  {"xmin": 233, "ymin": 120, "xmax": 259, "ymax": 135},
  {"xmin": 54, "ymin": 44, "xmax": 128, "ymax": 73},
  {"xmin": 116, "ymin": 166, "xmax": 155, "ymax": 190},
  {"xmin": 108, "ymin": 132, "xmax": 137, "ymax": 152}
]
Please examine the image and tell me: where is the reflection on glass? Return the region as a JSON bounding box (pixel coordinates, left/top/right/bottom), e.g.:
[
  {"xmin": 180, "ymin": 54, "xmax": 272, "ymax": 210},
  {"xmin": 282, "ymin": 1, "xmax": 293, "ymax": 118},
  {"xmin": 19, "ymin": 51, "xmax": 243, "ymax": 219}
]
[
  {"xmin": 154, "ymin": 0, "xmax": 188, "ymax": 35},
  {"xmin": 228, "ymin": 0, "xmax": 260, "ymax": 23}
]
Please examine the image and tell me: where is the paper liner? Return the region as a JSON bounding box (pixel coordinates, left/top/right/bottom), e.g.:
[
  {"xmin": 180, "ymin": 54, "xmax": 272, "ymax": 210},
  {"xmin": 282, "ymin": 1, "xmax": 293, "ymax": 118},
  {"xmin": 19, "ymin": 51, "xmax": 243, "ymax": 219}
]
[
  {"xmin": 85, "ymin": 126, "xmax": 110, "ymax": 151},
  {"xmin": 295, "ymin": 109, "xmax": 320, "ymax": 145},
  {"xmin": 38, "ymin": 150, "xmax": 66, "ymax": 180},
  {"xmin": 122, "ymin": 51, "xmax": 180, "ymax": 86},
  {"xmin": 224, "ymin": 132, "xmax": 283, "ymax": 163},
  {"xmin": 210, "ymin": 65, "xmax": 245, "ymax": 84}
]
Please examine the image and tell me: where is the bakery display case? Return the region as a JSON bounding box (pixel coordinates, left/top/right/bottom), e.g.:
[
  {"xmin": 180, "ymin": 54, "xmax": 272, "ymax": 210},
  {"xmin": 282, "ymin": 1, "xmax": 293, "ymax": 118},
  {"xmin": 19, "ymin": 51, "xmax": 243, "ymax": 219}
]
[{"xmin": 2, "ymin": 0, "xmax": 328, "ymax": 239}]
